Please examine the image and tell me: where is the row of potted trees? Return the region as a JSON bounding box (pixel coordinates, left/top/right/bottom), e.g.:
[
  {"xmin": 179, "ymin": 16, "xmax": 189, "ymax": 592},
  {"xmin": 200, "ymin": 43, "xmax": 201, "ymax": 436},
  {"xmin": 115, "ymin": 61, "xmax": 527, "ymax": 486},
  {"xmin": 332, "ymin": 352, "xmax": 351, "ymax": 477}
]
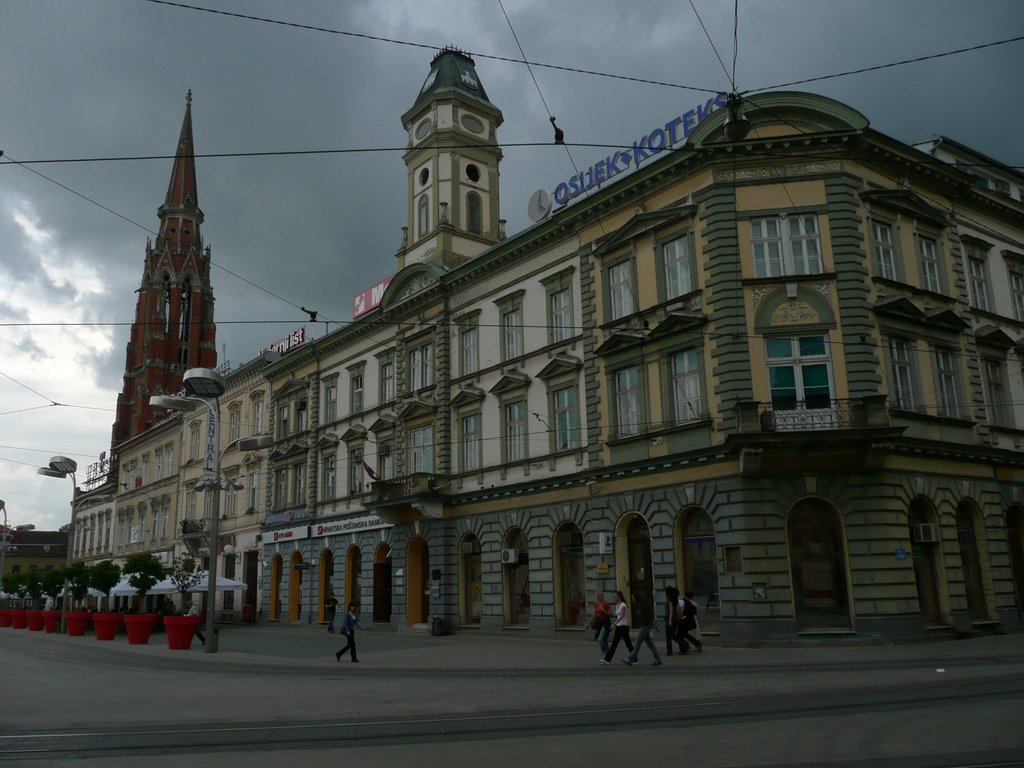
[{"xmin": 1, "ymin": 554, "xmax": 206, "ymax": 650}]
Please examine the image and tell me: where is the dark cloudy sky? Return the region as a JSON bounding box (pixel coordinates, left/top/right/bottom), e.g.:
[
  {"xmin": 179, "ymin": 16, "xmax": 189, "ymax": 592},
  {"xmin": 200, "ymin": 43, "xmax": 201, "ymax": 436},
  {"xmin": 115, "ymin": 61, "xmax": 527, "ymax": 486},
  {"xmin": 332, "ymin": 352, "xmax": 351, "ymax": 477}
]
[{"xmin": 2, "ymin": 0, "xmax": 1022, "ymax": 529}]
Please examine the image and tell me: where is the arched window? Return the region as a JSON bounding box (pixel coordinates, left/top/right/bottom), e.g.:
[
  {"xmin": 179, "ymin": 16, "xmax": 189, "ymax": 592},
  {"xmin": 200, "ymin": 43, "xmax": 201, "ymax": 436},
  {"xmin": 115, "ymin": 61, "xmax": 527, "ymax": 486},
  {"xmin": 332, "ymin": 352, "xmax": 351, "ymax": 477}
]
[
  {"xmin": 288, "ymin": 551, "xmax": 303, "ymax": 622},
  {"xmin": 503, "ymin": 528, "xmax": 529, "ymax": 625},
  {"xmin": 318, "ymin": 549, "xmax": 334, "ymax": 625},
  {"xmin": 467, "ymin": 191, "xmax": 482, "ymax": 234},
  {"xmin": 956, "ymin": 501, "xmax": 989, "ymax": 621},
  {"xmin": 787, "ymin": 499, "xmax": 851, "ymax": 629},
  {"xmin": 161, "ymin": 273, "xmax": 172, "ymax": 334},
  {"xmin": 269, "ymin": 554, "xmax": 283, "ymax": 622},
  {"xmin": 373, "ymin": 542, "xmax": 392, "ymax": 624},
  {"xmin": 909, "ymin": 497, "xmax": 945, "ymax": 625},
  {"xmin": 553, "ymin": 523, "xmax": 585, "ymax": 627},
  {"xmin": 459, "ymin": 533, "xmax": 482, "ymax": 624},
  {"xmin": 621, "ymin": 514, "xmax": 653, "ymax": 626},
  {"xmin": 346, "ymin": 545, "xmax": 362, "ymax": 613}
]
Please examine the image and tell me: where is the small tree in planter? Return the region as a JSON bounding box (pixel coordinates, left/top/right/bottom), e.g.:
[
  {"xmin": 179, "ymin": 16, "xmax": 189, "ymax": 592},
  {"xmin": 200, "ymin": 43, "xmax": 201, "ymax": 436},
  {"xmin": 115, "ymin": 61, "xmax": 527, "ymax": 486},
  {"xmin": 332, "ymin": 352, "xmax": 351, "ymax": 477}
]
[
  {"xmin": 2, "ymin": 572, "xmax": 25, "ymax": 604},
  {"xmin": 121, "ymin": 553, "xmax": 165, "ymax": 644},
  {"xmin": 63, "ymin": 562, "xmax": 93, "ymax": 635},
  {"xmin": 88, "ymin": 560, "xmax": 123, "ymax": 640},
  {"xmin": 40, "ymin": 569, "xmax": 66, "ymax": 632},
  {"xmin": 3, "ymin": 573, "xmax": 29, "ymax": 628},
  {"xmin": 163, "ymin": 555, "xmax": 205, "ymax": 650}
]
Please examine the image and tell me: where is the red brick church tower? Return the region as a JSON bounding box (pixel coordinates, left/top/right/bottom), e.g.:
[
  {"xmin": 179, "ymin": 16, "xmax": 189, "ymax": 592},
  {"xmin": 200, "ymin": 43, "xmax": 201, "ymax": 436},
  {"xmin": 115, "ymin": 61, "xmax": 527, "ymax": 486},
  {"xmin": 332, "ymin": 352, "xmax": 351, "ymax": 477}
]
[{"xmin": 111, "ymin": 91, "xmax": 217, "ymax": 449}]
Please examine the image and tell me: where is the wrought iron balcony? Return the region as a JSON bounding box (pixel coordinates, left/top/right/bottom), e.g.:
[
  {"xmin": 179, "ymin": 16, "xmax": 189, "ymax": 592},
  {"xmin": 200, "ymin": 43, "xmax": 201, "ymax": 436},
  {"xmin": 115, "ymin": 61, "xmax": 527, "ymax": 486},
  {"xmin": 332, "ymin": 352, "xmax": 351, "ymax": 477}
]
[
  {"xmin": 370, "ymin": 473, "xmax": 444, "ymax": 503},
  {"xmin": 180, "ymin": 518, "xmax": 206, "ymax": 536},
  {"xmin": 736, "ymin": 396, "xmax": 891, "ymax": 433}
]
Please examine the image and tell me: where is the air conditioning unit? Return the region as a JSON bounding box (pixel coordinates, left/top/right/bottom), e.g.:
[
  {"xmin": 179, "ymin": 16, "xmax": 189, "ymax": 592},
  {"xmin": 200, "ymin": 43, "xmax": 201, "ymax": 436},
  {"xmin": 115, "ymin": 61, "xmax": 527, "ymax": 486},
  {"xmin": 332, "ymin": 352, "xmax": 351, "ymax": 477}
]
[
  {"xmin": 910, "ymin": 523, "xmax": 940, "ymax": 544},
  {"xmin": 500, "ymin": 548, "xmax": 519, "ymax": 565}
]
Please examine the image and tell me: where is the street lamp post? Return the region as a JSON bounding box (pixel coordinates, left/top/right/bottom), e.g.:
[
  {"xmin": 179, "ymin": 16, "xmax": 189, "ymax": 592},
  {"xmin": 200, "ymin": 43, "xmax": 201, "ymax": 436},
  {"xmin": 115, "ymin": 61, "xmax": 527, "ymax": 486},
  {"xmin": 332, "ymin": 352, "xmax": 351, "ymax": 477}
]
[{"xmin": 152, "ymin": 367, "xmax": 272, "ymax": 653}]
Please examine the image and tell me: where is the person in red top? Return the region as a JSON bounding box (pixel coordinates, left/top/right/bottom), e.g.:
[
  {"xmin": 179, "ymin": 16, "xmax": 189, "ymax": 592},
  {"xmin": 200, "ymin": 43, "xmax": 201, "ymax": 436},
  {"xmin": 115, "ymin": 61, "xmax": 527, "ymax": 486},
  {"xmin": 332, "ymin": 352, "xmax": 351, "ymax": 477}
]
[{"xmin": 588, "ymin": 591, "xmax": 612, "ymax": 655}]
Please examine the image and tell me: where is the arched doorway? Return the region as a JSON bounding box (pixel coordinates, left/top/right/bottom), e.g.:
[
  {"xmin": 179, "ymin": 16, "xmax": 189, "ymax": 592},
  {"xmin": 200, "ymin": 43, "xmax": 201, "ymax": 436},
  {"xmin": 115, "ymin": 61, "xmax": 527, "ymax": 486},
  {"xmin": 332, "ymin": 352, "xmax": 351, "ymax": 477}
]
[
  {"xmin": 269, "ymin": 554, "xmax": 282, "ymax": 622},
  {"xmin": 553, "ymin": 523, "xmax": 585, "ymax": 626},
  {"xmin": 406, "ymin": 536, "xmax": 429, "ymax": 625},
  {"xmin": 373, "ymin": 542, "xmax": 392, "ymax": 623},
  {"xmin": 318, "ymin": 549, "xmax": 334, "ymax": 625},
  {"xmin": 459, "ymin": 533, "xmax": 482, "ymax": 624},
  {"xmin": 909, "ymin": 497, "xmax": 945, "ymax": 625},
  {"xmin": 503, "ymin": 528, "xmax": 530, "ymax": 626},
  {"xmin": 617, "ymin": 514, "xmax": 653, "ymax": 626},
  {"xmin": 680, "ymin": 507, "xmax": 720, "ymax": 633},
  {"xmin": 345, "ymin": 545, "xmax": 362, "ymax": 613},
  {"xmin": 787, "ymin": 499, "xmax": 852, "ymax": 629},
  {"xmin": 288, "ymin": 551, "xmax": 303, "ymax": 622},
  {"xmin": 956, "ymin": 500, "xmax": 989, "ymax": 622},
  {"xmin": 1007, "ymin": 506, "xmax": 1024, "ymax": 617}
]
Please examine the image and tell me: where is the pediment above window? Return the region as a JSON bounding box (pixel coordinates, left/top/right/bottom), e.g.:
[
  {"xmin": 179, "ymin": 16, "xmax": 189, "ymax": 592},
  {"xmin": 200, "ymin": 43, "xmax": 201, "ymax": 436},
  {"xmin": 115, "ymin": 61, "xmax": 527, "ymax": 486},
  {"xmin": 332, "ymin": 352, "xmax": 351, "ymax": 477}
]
[
  {"xmin": 861, "ymin": 188, "xmax": 947, "ymax": 227},
  {"xmin": 397, "ymin": 398, "xmax": 437, "ymax": 420},
  {"xmin": 647, "ymin": 310, "xmax": 706, "ymax": 340},
  {"xmin": 874, "ymin": 295, "xmax": 925, "ymax": 322},
  {"xmin": 489, "ymin": 371, "xmax": 531, "ymax": 395},
  {"xmin": 536, "ymin": 354, "xmax": 582, "ymax": 381},
  {"xmin": 594, "ymin": 204, "xmax": 697, "ymax": 258},
  {"xmin": 273, "ymin": 378, "xmax": 307, "ymax": 399},
  {"xmin": 450, "ymin": 385, "xmax": 486, "ymax": 407},
  {"xmin": 269, "ymin": 441, "xmax": 306, "ymax": 460},
  {"xmin": 924, "ymin": 307, "xmax": 968, "ymax": 331},
  {"xmin": 316, "ymin": 433, "xmax": 340, "ymax": 449},
  {"xmin": 975, "ymin": 325, "xmax": 1017, "ymax": 349},
  {"xmin": 369, "ymin": 414, "xmax": 397, "ymax": 433},
  {"xmin": 594, "ymin": 329, "xmax": 647, "ymax": 356},
  {"xmin": 341, "ymin": 425, "xmax": 367, "ymax": 442}
]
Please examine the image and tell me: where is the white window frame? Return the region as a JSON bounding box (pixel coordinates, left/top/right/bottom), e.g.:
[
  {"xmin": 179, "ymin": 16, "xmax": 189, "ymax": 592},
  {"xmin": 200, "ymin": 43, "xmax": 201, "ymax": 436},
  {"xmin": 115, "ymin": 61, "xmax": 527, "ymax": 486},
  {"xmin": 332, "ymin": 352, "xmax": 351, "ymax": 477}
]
[
  {"xmin": 608, "ymin": 261, "xmax": 636, "ymax": 320},
  {"xmin": 503, "ymin": 400, "xmax": 527, "ymax": 463},
  {"xmin": 751, "ymin": 215, "xmax": 823, "ymax": 278},
  {"xmin": 380, "ymin": 357, "xmax": 395, "ymax": 403},
  {"xmin": 968, "ymin": 256, "xmax": 990, "ymax": 312},
  {"xmin": 549, "ymin": 287, "xmax": 572, "ymax": 344},
  {"xmin": 983, "ymin": 358, "xmax": 1011, "ymax": 427},
  {"xmin": 934, "ymin": 347, "xmax": 963, "ymax": 418},
  {"xmin": 765, "ymin": 336, "xmax": 833, "ymax": 410},
  {"xmin": 614, "ymin": 366, "xmax": 641, "ymax": 437},
  {"xmin": 324, "ymin": 384, "xmax": 337, "ymax": 423},
  {"xmin": 248, "ymin": 471, "xmax": 259, "ymax": 510},
  {"xmin": 888, "ymin": 337, "xmax": 918, "ymax": 411},
  {"xmin": 872, "ymin": 220, "xmax": 898, "ymax": 280},
  {"xmin": 228, "ymin": 409, "xmax": 241, "ymax": 442},
  {"xmin": 350, "ymin": 373, "xmax": 364, "ymax": 414},
  {"xmin": 408, "ymin": 343, "xmax": 435, "ymax": 390},
  {"xmin": 501, "ymin": 306, "xmax": 524, "ymax": 361},
  {"xmin": 552, "ymin": 385, "xmax": 579, "ymax": 451},
  {"xmin": 918, "ymin": 236, "xmax": 942, "ymax": 293},
  {"xmin": 323, "ymin": 455, "xmax": 336, "ymax": 500},
  {"xmin": 663, "ymin": 235, "xmax": 693, "ymax": 298},
  {"xmin": 461, "ymin": 325, "xmax": 479, "ymax": 376},
  {"xmin": 461, "ymin": 413, "xmax": 481, "ymax": 471},
  {"xmin": 410, "ymin": 425, "xmax": 434, "ymax": 473},
  {"xmin": 670, "ymin": 349, "xmax": 704, "ymax": 423},
  {"xmin": 348, "ymin": 447, "xmax": 363, "ymax": 496}
]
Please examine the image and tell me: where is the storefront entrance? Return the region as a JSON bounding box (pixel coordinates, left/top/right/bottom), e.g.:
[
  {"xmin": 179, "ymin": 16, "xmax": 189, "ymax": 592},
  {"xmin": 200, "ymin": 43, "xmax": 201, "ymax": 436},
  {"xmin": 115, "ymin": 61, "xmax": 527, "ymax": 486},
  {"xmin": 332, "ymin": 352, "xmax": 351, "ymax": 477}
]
[
  {"xmin": 318, "ymin": 549, "xmax": 334, "ymax": 624},
  {"xmin": 623, "ymin": 514, "xmax": 653, "ymax": 626},
  {"xmin": 406, "ymin": 536, "xmax": 429, "ymax": 625},
  {"xmin": 680, "ymin": 507, "xmax": 720, "ymax": 633},
  {"xmin": 288, "ymin": 551, "xmax": 303, "ymax": 622},
  {"xmin": 956, "ymin": 501, "xmax": 989, "ymax": 622},
  {"xmin": 554, "ymin": 523, "xmax": 585, "ymax": 626},
  {"xmin": 460, "ymin": 533, "xmax": 482, "ymax": 624},
  {"xmin": 786, "ymin": 499, "xmax": 852, "ymax": 630},
  {"xmin": 346, "ymin": 545, "xmax": 362, "ymax": 613},
  {"xmin": 909, "ymin": 497, "xmax": 945, "ymax": 625},
  {"xmin": 504, "ymin": 528, "xmax": 530, "ymax": 626},
  {"xmin": 269, "ymin": 554, "xmax": 282, "ymax": 622},
  {"xmin": 1008, "ymin": 506, "xmax": 1024, "ymax": 618}
]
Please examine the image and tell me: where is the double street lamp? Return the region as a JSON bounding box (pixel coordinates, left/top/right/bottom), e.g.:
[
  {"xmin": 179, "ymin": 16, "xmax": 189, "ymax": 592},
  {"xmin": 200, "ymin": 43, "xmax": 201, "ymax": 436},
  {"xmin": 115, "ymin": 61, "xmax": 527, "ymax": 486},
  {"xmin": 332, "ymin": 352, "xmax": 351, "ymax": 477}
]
[{"xmin": 152, "ymin": 367, "xmax": 271, "ymax": 653}]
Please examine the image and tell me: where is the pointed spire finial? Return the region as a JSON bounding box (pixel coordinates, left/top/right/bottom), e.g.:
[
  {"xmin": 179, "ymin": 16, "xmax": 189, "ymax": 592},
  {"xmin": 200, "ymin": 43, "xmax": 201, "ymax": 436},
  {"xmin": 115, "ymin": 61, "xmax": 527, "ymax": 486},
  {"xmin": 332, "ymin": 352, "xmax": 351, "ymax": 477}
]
[{"xmin": 186, "ymin": 89, "xmax": 192, "ymax": 108}]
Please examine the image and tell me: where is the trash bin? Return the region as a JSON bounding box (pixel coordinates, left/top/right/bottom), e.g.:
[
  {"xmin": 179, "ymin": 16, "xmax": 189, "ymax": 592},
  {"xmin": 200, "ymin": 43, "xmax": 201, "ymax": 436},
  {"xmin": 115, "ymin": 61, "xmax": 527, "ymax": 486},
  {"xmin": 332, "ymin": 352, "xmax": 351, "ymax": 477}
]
[{"xmin": 242, "ymin": 604, "xmax": 254, "ymax": 624}]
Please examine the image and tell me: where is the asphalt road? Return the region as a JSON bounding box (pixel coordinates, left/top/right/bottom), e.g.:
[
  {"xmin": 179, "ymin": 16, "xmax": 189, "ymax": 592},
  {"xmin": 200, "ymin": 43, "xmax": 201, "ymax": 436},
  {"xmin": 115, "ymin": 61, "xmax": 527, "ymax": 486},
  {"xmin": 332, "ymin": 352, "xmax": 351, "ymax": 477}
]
[{"xmin": 1, "ymin": 624, "xmax": 1022, "ymax": 767}]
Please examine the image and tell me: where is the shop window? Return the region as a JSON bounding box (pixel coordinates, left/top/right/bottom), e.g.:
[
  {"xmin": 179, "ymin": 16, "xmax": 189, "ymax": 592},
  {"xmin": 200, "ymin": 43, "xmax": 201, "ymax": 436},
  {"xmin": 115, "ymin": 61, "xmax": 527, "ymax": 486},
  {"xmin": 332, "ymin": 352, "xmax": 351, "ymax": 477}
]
[
  {"xmin": 786, "ymin": 500, "xmax": 851, "ymax": 629},
  {"xmin": 554, "ymin": 523, "xmax": 585, "ymax": 627},
  {"xmin": 460, "ymin": 534, "xmax": 482, "ymax": 624},
  {"xmin": 503, "ymin": 528, "xmax": 530, "ymax": 626}
]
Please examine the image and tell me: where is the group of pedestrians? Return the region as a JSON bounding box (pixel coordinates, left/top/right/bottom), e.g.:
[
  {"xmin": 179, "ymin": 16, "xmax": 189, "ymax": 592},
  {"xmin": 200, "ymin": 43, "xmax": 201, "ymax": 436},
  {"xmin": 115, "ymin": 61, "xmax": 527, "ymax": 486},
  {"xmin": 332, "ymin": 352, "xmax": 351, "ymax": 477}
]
[{"xmin": 590, "ymin": 587, "xmax": 702, "ymax": 666}]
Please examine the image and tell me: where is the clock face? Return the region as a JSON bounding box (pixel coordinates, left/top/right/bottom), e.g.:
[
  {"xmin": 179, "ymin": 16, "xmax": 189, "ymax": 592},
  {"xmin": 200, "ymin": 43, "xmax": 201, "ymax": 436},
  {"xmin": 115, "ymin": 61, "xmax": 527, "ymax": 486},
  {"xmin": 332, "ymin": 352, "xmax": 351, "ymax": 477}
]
[
  {"xmin": 421, "ymin": 70, "xmax": 437, "ymax": 92},
  {"xmin": 459, "ymin": 68, "xmax": 478, "ymax": 89}
]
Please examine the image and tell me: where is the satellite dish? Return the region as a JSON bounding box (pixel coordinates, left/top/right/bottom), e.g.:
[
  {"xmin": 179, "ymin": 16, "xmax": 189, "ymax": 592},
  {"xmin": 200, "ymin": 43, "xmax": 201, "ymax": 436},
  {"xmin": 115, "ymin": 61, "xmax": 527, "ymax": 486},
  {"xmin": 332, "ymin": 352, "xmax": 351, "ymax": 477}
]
[{"xmin": 527, "ymin": 188, "xmax": 553, "ymax": 222}]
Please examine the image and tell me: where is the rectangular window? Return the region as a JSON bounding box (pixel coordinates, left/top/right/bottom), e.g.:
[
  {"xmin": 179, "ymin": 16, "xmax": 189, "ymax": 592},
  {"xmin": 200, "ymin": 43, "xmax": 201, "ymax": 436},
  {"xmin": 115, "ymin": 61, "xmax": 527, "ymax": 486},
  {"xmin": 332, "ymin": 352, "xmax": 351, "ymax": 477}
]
[
  {"xmin": 751, "ymin": 215, "xmax": 822, "ymax": 278},
  {"xmin": 324, "ymin": 385, "xmax": 337, "ymax": 423},
  {"xmin": 253, "ymin": 399, "xmax": 264, "ymax": 435},
  {"xmin": 380, "ymin": 356, "xmax": 395, "ymax": 403},
  {"xmin": 161, "ymin": 509, "xmax": 168, "ymax": 540},
  {"xmin": 1011, "ymin": 271, "xmax": 1024, "ymax": 322},
  {"xmin": 553, "ymin": 385, "xmax": 579, "ymax": 451},
  {"xmin": 410, "ymin": 426, "xmax": 434, "ymax": 473},
  {"xmin": 461, "ymin": 325, "xmax": 479, "ymax": 376},
  {"xmin": 872, "ymin": 220, "xmax": 898, "ymax": 280},
  {"xmin": 608, "ymin": 261, "xmax": 636, "ymax": 320},
  {"xmin": 504, "ymin": 401, "xmax": 527, "ymax": 462},
  {"xmin": 350, "ymin": 373, "xmax": 364, "ymax": 414},
  {"xmin": 224, "ymin": 484, "xmax": 237, "ymax": 518},
  {"xmin": 983, "ymin": 359, "xmax": 1011, "ymax": 427},
  {"xmin": 150, "ymin": 508, "xmax": 157, "ymax": 541},
  {"xmin": 323, "ymin": 456, "xmax": 336, "ymax": 499},
  {"xmin": 502, "ymin": 306, "xmax": 524, "ymax": 360},
  {"xmin": 348, "ymin": 447, "xmax": 363, "ymax": 496},
  {"xmin": 888, "ymin": 337, "xmax": 918, "ymax": 411},
  {"xmin": 185, "ymin": 490, "xmax": 197, "ymax": 520},
  {"xmin": 164, "ymin": 445, "xmax": 173, "ymax": 477},
  {"xmin": 229, "ymin": 409, "xmax": 240, "ymax": 442},
  {"xmin": 461, "ymin": 413, "xmax": 481, "ymax": 471},
  {"xmin": 274, "ymin": 469, "xmax": 287, "ymax": 508},
  {"xmin": 295, "ymin": 399, "xmax": 308, "ymax": 432},
  {"xmin": 671, "ymin": 349, "xmax": 704, "ymax": 423},
  {"xmin": 766, "ymin": 336, "xmax": 832, "ymax": 410},
  {"xmin": 663, "ymin": 236, "xmax": 693, "ymax": 299},
  {"xmin": 291, "ymin": 463, "xmax": 306, "ymax": 505},
  {"xmin": 154, "ymin": 449, "xmax": 163, "ymax": 481},
  {"xmin": 614, "ymin": 367, "xmax": 641, "ymax": 437},
  {"xmin": 278, "ymin": 405, "xmax": 289, "ymax": 439},
  {"xmin": 408, "ymin": 343, "xmax": 435, "ymax": 390},
  {"xmin": 378, "ymin": 439, "xmax": 394, "ymax": 480},
  {"xmin": 141, "ymin": 455, "xmax": 149, "ymax": 485},
  {"xmin": 549, "ymin": 287, "xmax": 572, "ymax": 344},
  {"xmin": 918, "ymin": 237, "xmax": 942, "ymax": 293},
  {"xmin": 968, "ymin": 257, "xmax": 990, "ymax": 312},
  {"xmin": 189, "ymin": 427, "xmax": 200, "ymax": 462},
  {"xmin": 248, "ymin": 471, "xmax": 259, "ymax": 510},
  {"xmin": 935, "ymin": 348, "xmax": 962, "ymax": 418}
]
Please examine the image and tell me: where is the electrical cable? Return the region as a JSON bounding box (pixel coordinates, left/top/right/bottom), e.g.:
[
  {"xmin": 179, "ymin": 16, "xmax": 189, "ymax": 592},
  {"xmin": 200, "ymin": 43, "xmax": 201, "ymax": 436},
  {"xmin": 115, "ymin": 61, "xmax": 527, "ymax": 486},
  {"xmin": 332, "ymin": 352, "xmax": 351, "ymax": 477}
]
[{"xmin": 688, "ymin": 0, "xmax": 732, "ymax": 90}]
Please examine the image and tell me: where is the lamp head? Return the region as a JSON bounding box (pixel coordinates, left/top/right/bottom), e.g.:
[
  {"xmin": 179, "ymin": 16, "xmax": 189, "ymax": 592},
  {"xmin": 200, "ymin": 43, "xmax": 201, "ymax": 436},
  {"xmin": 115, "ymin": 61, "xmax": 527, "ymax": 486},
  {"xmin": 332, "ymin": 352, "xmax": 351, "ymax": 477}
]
[
  {"xmin": 37, "ymin": 467, "xmax": 68, "ymax": 479},
  {"xmin": 48, "ymin": 456, "xmax": 78, "ymax": 474},
  {"xmin": 182, "ymin": 368, "xmax": 227, "ymax": 398},
  {"xmin": 722, "ymin": 92, "xmax": 752, "ymax": 142},
  {"xmin": 150, "ymin": 394, "xmax": 198, "ymax": 412}
]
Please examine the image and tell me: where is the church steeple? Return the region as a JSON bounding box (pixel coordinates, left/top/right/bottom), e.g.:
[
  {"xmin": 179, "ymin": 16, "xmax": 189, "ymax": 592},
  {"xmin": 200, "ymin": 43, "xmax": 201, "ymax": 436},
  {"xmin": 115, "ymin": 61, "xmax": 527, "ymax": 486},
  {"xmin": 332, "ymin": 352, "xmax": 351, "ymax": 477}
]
[
  {"xmin": 398, "ymin": 47, "xmax": 504, "ymax": 269},
  {"xmin": 111, "ymin": 92, "xmax": 217, "ymax": 451}
]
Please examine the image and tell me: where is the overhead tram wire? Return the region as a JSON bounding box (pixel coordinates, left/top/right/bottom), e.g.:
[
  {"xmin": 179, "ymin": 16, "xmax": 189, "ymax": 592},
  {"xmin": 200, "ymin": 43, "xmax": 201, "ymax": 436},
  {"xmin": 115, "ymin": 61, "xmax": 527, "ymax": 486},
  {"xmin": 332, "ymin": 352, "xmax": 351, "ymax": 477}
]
[
  {"xmin": 144, "ymin": 0, "xmax": 720, "ymax": 96},
  {"xmin": 688, "ymin": 0, "xmax": 733, "ymax": 91}
]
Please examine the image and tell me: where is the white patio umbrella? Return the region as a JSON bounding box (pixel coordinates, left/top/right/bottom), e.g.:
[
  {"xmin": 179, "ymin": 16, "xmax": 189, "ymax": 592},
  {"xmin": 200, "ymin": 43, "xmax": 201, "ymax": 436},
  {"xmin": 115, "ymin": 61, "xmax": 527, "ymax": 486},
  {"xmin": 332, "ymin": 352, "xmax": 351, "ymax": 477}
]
[{"xmin": 153, "ymin": 571, "xmax": 246, "ymax": 593}]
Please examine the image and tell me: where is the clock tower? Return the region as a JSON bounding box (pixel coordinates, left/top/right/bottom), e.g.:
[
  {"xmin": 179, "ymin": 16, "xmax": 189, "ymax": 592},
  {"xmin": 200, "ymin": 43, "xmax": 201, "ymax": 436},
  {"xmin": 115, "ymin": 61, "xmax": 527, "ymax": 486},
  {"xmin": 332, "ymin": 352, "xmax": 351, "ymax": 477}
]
[{"xmin": 399, "ymin": 47, "xmax": 504, "ymax": 269}]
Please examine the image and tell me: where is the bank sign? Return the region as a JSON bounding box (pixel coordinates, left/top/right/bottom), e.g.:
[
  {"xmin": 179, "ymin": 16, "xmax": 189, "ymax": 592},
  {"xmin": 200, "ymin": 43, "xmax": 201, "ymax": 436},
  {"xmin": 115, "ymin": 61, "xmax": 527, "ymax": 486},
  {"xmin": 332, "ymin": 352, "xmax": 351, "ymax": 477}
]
[
  {"xmin": 313, "ymin": 515, "xmax": 392, "ymax": 538},
  {"xmin": 552, "ymin": 93, "xmax": 728, "ymax": 208}
]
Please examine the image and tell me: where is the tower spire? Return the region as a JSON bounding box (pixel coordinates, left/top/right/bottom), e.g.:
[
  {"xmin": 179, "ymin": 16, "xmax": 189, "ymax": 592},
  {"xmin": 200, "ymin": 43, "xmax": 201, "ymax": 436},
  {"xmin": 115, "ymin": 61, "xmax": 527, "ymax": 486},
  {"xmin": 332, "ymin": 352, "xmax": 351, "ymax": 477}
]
[{"xmin": 158, "ymin": 89, "xmax": 203, "ymax": 252}]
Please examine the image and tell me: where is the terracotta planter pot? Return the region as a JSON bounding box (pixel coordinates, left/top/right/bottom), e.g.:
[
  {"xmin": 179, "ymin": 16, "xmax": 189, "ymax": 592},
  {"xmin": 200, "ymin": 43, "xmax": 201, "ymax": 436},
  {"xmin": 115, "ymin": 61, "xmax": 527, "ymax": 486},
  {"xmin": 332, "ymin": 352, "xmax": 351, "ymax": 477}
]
[
  {"xmin": 163, "ymin": 615, "xmax": 202, "ymax": 650},
  {"xmin": 0, "ymin": 609, "xmax": 12, "ymax": 628},
  {"xmin": 123, "ymin": 613, "xmax": 158, "ymax": 645},
  {"xmin": 65, "ymin": 611, "xmax": 91, "ymax": 636},
  {"xmin": 93, "ymin": 612, "xmax": 123, "ymax": 641},
  {"xmin": 42, "ymin": 610, "xmax": 62, "ymax": 633},
  {"xmin": 26, "ymin": 610, "xmax": 45, "ymax": 631},
  {"xmin": 9, "ymin": 609, "xmax": 27, "ymax": 629}
]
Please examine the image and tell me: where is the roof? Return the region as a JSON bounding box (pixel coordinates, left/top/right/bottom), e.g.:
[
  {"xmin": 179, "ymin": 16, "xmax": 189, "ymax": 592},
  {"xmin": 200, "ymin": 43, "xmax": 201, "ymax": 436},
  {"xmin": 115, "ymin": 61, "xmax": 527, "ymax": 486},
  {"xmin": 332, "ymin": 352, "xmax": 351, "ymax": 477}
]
[{"xmin": 403, "ymin": 47, "xmax": 501, "ymax": 124}]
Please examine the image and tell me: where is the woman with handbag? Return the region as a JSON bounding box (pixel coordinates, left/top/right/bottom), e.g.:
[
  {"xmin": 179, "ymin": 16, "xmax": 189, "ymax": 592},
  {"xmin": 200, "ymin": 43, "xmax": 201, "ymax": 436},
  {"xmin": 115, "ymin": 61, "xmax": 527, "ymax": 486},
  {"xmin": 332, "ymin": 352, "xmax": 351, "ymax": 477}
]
[{"xmin": 600, "ymin": 591, "xmax": 633, "ymax": 665}]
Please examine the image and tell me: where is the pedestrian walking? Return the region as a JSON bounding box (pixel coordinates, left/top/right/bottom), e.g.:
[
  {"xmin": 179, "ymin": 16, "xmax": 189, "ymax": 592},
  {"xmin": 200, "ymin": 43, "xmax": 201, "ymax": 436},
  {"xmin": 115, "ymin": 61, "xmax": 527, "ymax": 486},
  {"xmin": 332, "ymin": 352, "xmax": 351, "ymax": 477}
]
[
  {"xmin": 677, "ymin": 590, "xmax": 703, "ymax": 654},
  {"xmin": 624, "ymin": 598, "xmax": 662, "ymax": 666},
  {"xmin": 587, "ymin": 591, "xmax": 612, "ymax": 655},
  {"xmin": 334, "ymin": 603, "xmax": 362, "ymax": 663},
  {"xmin": 664, "ymin": 586, "xmax": 686, "ymax": 656},
  {"xmin": 185, "ymin": 601, "xmax": 205, "ymax": 646},
  {"xmin": 324, "ymin": 590, "xmax": 339, "ymax": 633},
  {"xmin": 600, "ymin": 591, "xmax": 633, "ymax": 665}
]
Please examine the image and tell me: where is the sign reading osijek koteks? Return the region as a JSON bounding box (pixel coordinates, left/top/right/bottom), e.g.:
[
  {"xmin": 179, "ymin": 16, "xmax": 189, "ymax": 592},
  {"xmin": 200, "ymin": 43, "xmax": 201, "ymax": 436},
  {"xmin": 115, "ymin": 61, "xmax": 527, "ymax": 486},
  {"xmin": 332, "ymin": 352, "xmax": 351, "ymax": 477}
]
[{"xmin": 551, "ymin": 93, "xmax": 728, "ymax": 208}]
